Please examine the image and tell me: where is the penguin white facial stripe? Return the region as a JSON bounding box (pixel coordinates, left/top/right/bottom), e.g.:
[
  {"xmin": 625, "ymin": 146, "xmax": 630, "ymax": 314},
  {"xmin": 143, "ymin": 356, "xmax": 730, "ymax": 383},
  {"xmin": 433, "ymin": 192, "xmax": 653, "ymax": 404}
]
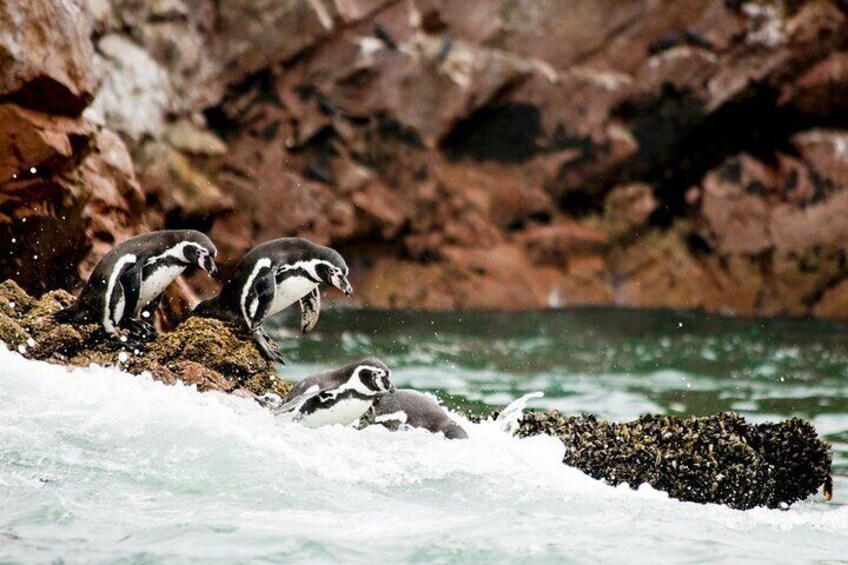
[
  {"xmin": 375, "ymin": 411, "xmax": 408, "ymax": 424},
  {"xmin": 348, "ymin": 365, "xmax": 389, "ymax": 395},
  {"xmin": 241, "ymin": 258, "xmax": 273, "ymax": 327},
  {"xmin": 145, "ymin": 242, "xmax": 197, "ymax": 265},
  {"xmin": 277, "ymin": 259, "xmax": 325, "ymax": 282},
  {"xmin": 103, "ymin": 254, "xmax": 137, "ymax": 334}
]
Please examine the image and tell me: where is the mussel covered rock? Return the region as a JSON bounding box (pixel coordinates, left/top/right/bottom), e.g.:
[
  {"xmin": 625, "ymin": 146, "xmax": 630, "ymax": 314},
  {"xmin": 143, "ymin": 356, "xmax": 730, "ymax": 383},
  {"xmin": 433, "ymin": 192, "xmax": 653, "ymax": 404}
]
[{"xmin": 517, "ymin": 410, "xmax": 832, "ymax": 510}]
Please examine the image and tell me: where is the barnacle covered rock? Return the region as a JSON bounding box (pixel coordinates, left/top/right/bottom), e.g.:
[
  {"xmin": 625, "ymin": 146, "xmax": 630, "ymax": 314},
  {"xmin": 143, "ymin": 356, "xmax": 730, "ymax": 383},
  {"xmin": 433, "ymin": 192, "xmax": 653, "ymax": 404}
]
[{"xmin": 517, "ymin": 411, "xmax": 832, "ymax": 510}]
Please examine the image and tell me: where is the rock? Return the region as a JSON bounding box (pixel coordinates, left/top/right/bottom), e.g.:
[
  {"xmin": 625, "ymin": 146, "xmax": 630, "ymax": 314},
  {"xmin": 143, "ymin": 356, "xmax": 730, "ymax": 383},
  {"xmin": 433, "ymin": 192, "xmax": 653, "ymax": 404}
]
[
  {"xmin": 4, "ymin": 0, "xmax": 848, "ymax": 318},
  {"xmin": 780, "ymin": 51, "xmax": 848, "ymax": 115},
  {"xmin": 0, "ymin": 280, "xmax": 36, "ymax": 317},
  {"xmin": 699, "ymin": 155, "xmax": 775, "ymax": 256},
  {"xmin": 517, "ymin": 410, "xmax": 832, "ymax": 510},
  {"xmin": 164, "ymin": 121, "xmax": 228, "ymax": 156},
  {"xmin": 602, "ymin": 183, "xmax": 657, "ymax": 239},
  {"xmin": 0, "ymin": 0, "xmax": 98, "ymax": 115},
  {"xmin": 151, "ymin": 316, "xmax": 274, "ymax": 383},
  {"xmin": 521, "ymin": 222, "xmax": 609, "ymax": 267},
  {"xmin": 0, "ymin": 312, "xmax": 30, "ymax": 351},
  {"xmin": 136, "ymin": 142, "xmax": 234, "ymax": 218},
  {"xmin": 0, "ymin": 104, "xmax": 94, "ymax": 183},
  {"xmin": 0, "ymin": 105, "xmax": 148, "ymax": 294},
  {"xmin": 85, "ymin": 34, "xmax": 173, "ymax": 139},
  {"xmin": 0, "ymin": 280, "xmax": 289, "ymax": 396}
]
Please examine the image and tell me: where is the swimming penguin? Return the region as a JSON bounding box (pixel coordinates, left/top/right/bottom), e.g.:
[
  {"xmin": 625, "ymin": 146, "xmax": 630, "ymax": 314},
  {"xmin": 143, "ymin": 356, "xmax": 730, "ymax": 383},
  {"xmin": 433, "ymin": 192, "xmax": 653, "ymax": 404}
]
[
  {"xmin": 372, "ymin": 389, "xmax": 468, "ymax": 439},
  {"xmin": 193, "ymin": 238, "xmax": 352, "ymax": 363},
  {"xmin": 272, "ymin": 357, "xmax": 394, "ymax": 427},
  {"xmin": 54, "ymin": 230, "xmax": 218, "ymax": 347}
]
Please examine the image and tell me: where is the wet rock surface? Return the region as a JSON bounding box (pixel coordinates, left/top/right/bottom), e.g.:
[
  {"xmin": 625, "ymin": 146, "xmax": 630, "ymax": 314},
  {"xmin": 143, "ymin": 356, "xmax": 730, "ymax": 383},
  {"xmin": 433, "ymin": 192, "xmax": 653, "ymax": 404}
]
[
  {"xmin": 0, "ymin": 279, "xmax": 289, "ymax": 398},
  {"xmin": 3, "ymin": 1, "xmax": 848, "ymax": 316},
  {"xmin": 517, "ymin": 410, "xmax": 833, "ymax": 510}
]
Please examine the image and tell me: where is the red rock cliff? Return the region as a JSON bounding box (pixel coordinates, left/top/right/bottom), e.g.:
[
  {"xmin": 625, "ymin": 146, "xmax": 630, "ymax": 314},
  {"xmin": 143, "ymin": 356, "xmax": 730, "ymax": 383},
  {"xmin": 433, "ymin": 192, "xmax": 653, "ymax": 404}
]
[{"xmin": 3, "ymin": 0, "xmax": 848, "ymax": 317}]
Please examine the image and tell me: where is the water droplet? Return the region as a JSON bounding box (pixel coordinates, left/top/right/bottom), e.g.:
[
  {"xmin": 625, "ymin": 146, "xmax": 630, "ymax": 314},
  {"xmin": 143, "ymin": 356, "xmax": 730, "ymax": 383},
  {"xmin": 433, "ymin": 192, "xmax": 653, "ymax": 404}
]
[{"xmin": 118, "ymin": 351, "xmax": 129, "ymax": 363}]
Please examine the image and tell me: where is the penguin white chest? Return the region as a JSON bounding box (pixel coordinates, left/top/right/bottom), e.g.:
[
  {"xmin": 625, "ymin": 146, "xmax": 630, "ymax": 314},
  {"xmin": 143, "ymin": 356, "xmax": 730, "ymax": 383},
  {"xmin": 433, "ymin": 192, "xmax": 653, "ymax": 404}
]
[
  {"xmin": 299, "ymin": 397, "xmax": 373, "ymax": 428},
  {"xmin": 270, "ymin": 276, "xmax": 317, "ymax": 316},
  {"xmin": 137, "ymin": 265, "xmax": 185, "ymax": 312}
]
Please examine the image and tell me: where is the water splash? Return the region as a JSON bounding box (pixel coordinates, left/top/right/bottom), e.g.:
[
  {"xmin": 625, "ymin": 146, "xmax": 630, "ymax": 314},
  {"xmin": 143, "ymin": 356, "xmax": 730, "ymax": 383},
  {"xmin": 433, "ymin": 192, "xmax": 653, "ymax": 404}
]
[{"xmin": 0, "ymin": 346, "xmax": 846, "ymax": 563}]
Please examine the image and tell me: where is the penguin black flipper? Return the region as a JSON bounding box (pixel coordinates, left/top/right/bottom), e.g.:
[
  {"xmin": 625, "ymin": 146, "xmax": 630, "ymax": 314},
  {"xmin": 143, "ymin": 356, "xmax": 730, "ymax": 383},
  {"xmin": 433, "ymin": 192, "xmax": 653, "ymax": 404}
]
[
  {"xmin": 271, "ymin": 386, "xmax": 323, "ymax": 415},
  {"xmin": 117, "ymin": 264, "xmax": 157, "ymax": 342},
  {"xmin": 244, "ymin": 267, "xmax": 286, "ymax": 363},
  {"xmin": 299, "ymin": 287, "xmax": 320, "ymax": 334},
  {"xmin": 242, "ymin": 265, "xmax": 276, "ymax": 330}
]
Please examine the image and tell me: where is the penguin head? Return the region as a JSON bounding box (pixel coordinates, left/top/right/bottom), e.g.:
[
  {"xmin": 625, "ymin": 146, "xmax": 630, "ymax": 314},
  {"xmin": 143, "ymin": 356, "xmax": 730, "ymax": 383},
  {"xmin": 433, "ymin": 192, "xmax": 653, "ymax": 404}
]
[
  {"xmin": 179, "ymin": 232, "xmax": 218, "ymax": 277},
  {"xmin": 351, "ymin": 357, "xmax": 394, "ymax": 395},
  {"xmin": 313, "ymin": 247, "xmax": 352, "ymax": 297}
]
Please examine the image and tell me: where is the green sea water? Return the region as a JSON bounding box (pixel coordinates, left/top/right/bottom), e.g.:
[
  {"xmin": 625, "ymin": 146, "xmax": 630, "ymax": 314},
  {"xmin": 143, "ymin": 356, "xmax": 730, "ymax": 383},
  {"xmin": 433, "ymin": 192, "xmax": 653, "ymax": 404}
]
[{"xmin": 277, "ymin": 307, "xmax": 848, "ymax": 477}]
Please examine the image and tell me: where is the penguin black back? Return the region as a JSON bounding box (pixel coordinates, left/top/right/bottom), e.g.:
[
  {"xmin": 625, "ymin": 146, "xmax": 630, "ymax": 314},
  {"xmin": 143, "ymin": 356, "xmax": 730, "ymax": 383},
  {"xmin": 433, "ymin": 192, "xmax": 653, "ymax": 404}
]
[{"xmin": 373, "ymin": 389, "xmax": 468, "ymax": 439}]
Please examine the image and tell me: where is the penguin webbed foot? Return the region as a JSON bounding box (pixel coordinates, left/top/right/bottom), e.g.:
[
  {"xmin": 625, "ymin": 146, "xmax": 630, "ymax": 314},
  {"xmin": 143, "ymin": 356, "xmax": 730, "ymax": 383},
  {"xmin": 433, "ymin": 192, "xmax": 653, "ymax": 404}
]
[
  {"xmin": 90, "ymin": 328, "xmax": 147, "ymax": 355},
  {"xmin": 252, "ymin": 328, "xmax": 286, "ymax": 364},
  {"xmin": 122, "ymin": 319, "xmax": 158, "ymax": 342}
]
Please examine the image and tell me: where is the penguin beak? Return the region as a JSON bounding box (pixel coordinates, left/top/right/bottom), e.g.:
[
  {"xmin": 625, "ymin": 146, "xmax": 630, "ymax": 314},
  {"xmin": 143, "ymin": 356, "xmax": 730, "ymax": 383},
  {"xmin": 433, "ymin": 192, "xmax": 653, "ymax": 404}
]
[
  {"xmin": 333, "ymin": 274, "xmax": 353, "ymax": 297},
  {"xmin": 201, "ymin": 255, "xmax": 218, "ymax": 277}
]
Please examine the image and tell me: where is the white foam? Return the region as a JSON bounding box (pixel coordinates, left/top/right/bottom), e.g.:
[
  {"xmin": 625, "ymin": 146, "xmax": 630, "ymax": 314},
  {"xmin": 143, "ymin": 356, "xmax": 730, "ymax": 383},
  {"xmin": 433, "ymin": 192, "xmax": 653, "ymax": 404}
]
[{"xmin": 0, "ymin": 346, "xmax": 846, "ymax": 563}]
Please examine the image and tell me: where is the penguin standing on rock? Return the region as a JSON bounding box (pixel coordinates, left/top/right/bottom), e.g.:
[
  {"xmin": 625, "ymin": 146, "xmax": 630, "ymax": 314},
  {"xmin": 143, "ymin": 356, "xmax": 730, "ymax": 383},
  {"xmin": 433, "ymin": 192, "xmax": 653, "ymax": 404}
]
[
  {"xmin": 271, "ymin": 357, "xmax": 394, "ymax": 427},
  {"xmin": 372, "ymin": 389, "xmax": 468, "ymax": 439},
  {"xmin": 55, "ymin": 230, "xmax": 218, "ymax": 348},
  {"xmin": 193, "ymin": 238, "xmax": 352, "ymax": 363}
]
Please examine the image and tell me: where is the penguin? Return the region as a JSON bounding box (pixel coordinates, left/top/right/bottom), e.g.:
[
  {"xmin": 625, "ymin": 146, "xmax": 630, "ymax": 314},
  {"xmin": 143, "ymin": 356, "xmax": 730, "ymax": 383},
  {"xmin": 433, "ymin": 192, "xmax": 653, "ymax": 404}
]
[
  {"xmin": 372, "ymin": 389, "xmax": 468, "ymax": 439},
  {"xmin": 271, "ymin": 357, "xmax": 394, "ymax": 427},
  {"xmin": 193, "ymin": 238, "xmax": 352, "ymax": 363},
  {"xmin": 54, "ymin": 230, "xmax": 218, "ymax": 347}
]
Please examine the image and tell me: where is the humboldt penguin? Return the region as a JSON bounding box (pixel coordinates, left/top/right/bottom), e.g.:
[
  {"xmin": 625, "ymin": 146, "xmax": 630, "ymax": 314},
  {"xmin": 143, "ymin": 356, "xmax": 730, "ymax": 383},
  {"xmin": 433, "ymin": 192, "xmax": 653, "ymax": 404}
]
[
  {"xmin": 193, "ymin": 237, "xmax": 352, "ymax": 363},
  {"xmin": 271, "ymin": 357, "xmax": 393, "ymax": 427},
  {"xmin": 55, "ymin": 230, "xmax": 217, "ymax": 348}
]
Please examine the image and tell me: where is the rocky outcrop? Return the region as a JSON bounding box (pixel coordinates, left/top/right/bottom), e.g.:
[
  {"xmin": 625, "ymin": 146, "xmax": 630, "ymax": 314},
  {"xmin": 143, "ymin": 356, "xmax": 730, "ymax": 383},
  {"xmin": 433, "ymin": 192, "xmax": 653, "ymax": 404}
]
[
  {"xmin": 517, "ymin": 410, "xmax": 833, "ymax": 510},
  {"xmin": 0, "ymin": 279, "xmax": 288, "ymax": 397},
  {"xmin": 4, "ymin": 0, "xmax": 848, "ymax": 317}
]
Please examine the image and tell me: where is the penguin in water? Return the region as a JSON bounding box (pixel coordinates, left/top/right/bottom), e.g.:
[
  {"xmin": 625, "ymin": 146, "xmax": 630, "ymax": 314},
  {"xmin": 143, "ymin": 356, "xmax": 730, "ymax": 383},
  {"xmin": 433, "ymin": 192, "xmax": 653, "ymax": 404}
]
[
  {"xmin": 372, "ymin": 389, "xmax": 468, "ymax": 439},
  {"xmin": 55, "ymin": 230, "xmax": 218, "ymax": 348},
  {"xmin": 193, "ymin": 238, "xmax": 352, "ymax": 363},
  {"xmin": 270, "ymin": 357, "xmax": 394, "ymax": 427}
]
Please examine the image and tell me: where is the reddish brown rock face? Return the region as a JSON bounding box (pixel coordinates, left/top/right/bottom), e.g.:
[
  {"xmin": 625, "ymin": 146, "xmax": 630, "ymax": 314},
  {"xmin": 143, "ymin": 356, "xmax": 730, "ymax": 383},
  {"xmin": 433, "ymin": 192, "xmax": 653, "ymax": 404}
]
[{"xmin": 4, "ymin": 0, "xmax": 848, "ymax": 318}]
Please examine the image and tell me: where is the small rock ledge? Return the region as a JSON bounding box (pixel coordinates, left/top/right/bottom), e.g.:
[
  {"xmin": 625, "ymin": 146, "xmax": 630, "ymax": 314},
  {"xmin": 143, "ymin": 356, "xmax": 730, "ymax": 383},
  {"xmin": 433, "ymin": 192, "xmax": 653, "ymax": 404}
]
[{"xmin": 0, "ymin": 279, "xmax": 290, "ymax": 398}]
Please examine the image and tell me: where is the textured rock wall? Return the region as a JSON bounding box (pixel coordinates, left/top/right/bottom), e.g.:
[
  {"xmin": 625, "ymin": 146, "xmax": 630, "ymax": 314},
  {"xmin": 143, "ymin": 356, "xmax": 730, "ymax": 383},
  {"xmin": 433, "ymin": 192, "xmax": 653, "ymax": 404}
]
[{"xmin": 3, "ymin": 0, "xmax": 848, "ymax": 317}]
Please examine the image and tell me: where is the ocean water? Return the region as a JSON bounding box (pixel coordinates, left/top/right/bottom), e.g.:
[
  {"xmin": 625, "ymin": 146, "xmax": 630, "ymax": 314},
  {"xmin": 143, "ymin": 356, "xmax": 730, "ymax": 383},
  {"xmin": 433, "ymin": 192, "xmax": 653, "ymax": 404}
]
[{"xmin": 1, "ymin": 308, "xmax": 847, "ymax": 564}]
